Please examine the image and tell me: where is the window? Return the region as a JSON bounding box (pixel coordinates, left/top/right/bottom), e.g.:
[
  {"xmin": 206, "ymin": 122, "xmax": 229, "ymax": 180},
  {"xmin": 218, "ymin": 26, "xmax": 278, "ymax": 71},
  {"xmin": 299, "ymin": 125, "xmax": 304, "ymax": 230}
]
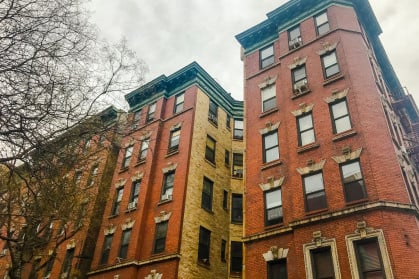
[
  {"xmin": 44, "ymin": 256, "xmax": 55, "ymax": 278},
  {"xmin": 321, "ymin": 51, "xmax": 340, "ymax": 79},
  {"xmin": 100, "ymin": 234, "xmax": 113, "ymax": 264},
  {"xmin": 119, "ymin": 229, "xmax": 131, "ymax": 259},
  {"xmin": 198, "ymin": 226, "xmax": 211, "ymax": 264},
  {"xmin": 87, "ymin": 165, "xmax": 99, "ymax": 187},
  {"xmin": 297, "ymin": 113, "xmax": 315, "ymax": 146},
  {"xmin": 232, "ymin": 153, "xmax": 243, "ymax": 178},
  {"xmin": 230, "ymin": 241, "xmax": 243, "ymax": 273},
  {"xmin": 260, "ymin": 44, "xmax": 274, "ymax": 69},
  {"xmin": 225, "ymin": 150, "xmax": 230, "ymax": 166},
  {"xmin": 168, "ymin": 129, "xmax": 180, "ymax": 153},
  {"xmin": 354, "ymin": 238, "xmax": 385, "ymax": 279},
  {"xmin": 153, "ymin": 221, "xmax": 168, "ymax": 253},
  {"xmin": 205, "ymin": 135, "xmax": 216, "ymax": 164},
  {"xmin": 221, "ymin": 239, "xmax": 227, "ymax": 262},
  {"xmin": 208, "ymin": 99, "xmax": 218, "ymax": 125},
  {"xmin": 138, "ymin": 138, "xmax": 149, "ymax": 162},
  {"xmin": 261, "ymin": 85, "xmax": 276, "ymax": 112},
  {"xmin": 223, "ymin": 190, "xmax": 228, "ymax": 210},
  {"xmin": 226, "ymin": 114, "xmax": 231, "ymax": 129},
  {"xmin": 292, "ymin": 65, "xmax": 308, "ymax": 93},
  {"xmin": 268, "ymin": 260, "xmax": 288, "ymax": 279},
  {"xmin": 111, "ymin": 188, "xmax": 123, "ymax": 215},
  {"xmin": 315, "ymin": 12, "xmax": 330, "ymax": 35},
  {"xmin": 122, "ymin": 146, "xmax": 133, "ymax": 168},
  {"xmin": 341, "ymin": 161, "xmax": 367, "ymax": 202},
  {"xmin": 265, "ymin": 188, "xmax": 283, "ymax": 226},
  {"xmin": 303, "ymin": 172, "xmax": 327, "ymax": 212},
  {"xmin": 201, "ymin": 177, "xmax": 213, "ymax": 211},
  {"xmin": 231, "ymin": 194, "xmax": 243, "ymax": 224},
  {"xmin": 133, "ymin": 110, "xmax": 141, "ymax": 122},
  {"xmin": 310, "ymin": 247, "xmax": 335, "ymax": 279},
  {"xmin": 129, "ymin": 180, "xmax": 140, "ymax": 208},
  {"xmin": 147, "ymin": 102, "xmax": 156, "ymax": 122},
  {"xmin": 60, "ymin": 248, "xmax": 74, "ymax": 278},
  {"xmin": 288, "ymin": 25, "xmax": 302, "ymax": 50},
  {"xmin": 233, "ymin": 119, "xmax": 243, "ymax": 140},
  {"xmin": 174, "ymin": 93, "xmax": 184, "ymax": 113},
  {"xmin": 74, "ymin": 171, "xmax": 82, "ymax": 185},
  {"xmin": 83, "ymin": 139, "xmax": 91, "ymax": 154},
  {"xmin": 161, "ymin": 171, "xmax": 175, "ymax": 201},
  {"xmin": 263, "ymin": 131, "xmax": 280, "ymax": 163},
  {"xmin": 330, "ymin": 99, "xmax": 352, "ymax": 134}
]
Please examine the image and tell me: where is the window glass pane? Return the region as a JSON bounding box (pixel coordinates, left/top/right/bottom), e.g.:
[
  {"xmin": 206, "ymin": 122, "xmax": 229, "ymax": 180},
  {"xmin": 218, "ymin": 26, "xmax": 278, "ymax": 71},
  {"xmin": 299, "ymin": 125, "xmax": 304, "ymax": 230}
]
[
  {"xmin": 332, "ymin": 101, "xmax": 348, "ymax": 118},
  {"xmin": 312, "ymin": 248, "xmax": 334, "ymax": 278},
  {"xmin": 149, "ymin": 103, "xmax": 156, "ymax": 113},
  {"xmin": 342, "ymin": 161, "xmax": 362, "ymax": 183},
  {"xmin": 266, "ymin": 189, "xmax": 282, "ymax": 208},
  {"xmin": 176, "ymin": 93, "xmax": 184, "ymax": 104},
  {"xmin": 316, "ymin": 13, "xmax": 328, "ymax": 26},
  {"xmin": 293, "ymin": 67, "xmax": 306, "ymax": 81},
  {"xmin": 299, "ymin": 114, "xmax": 313, "ymax": 131},
  {"xmin": 268, "ymin": 260, "xmax": 288, "ymax": 279},
  {"xmin": 263, "ymin": 98, "xmax": 277, "ymax": 112},
  {"xmin": 357, "ymin": 240, "xmax": 382, "ymax": 273},
  {"xmin": 262, "ymin": 86, "xmax": 276, "ymax": 100},
  {"xmin": 234, "ymin": 119, "xmax": 243, "ymax": 129},
  {"xmin": 289, "ymin": 26, "xmax": 300, "ymax": 40},
  {"xmin": 261, "ymin": 46, "xmax": 274, "ymax": 59},
  {"xmin": 318, "ymin": 23, "xmax": 330, "ymax": 35},
  {"xmin": 265, "ymin": 149, "xmax": 280, "ymax": 162},
  {"xmin": 304, "ymin": 173, "xmax": 324, "ymax": 193},
  {"xmin": 264, "ymin": 133, "xmax": 278, "ymax": 149},
  {"xmin": 206, "ymin": 137, "xmax": 215, "ymax": 149},
  {"xmin": 323, "ymin": 52, "xmax": 337, "ymax": 67},
  {"xmin": 326, "ymin": 64, "xmax": 340, "ymax": 77},
  {"xmin": 301, "ymin": 130, "xmax": 315, "ymax": 146},
  {"xmin": 335, "ymin": 117, "xmax": 351, "ymax": 133}
]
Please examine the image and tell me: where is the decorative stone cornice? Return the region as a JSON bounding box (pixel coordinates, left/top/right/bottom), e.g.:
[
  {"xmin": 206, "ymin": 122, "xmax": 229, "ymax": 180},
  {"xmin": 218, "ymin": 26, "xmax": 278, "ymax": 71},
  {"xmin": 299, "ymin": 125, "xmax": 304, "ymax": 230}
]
[
  {"xmin": 258, "ymin": 75, "xmax": 277, "ymax": 89},
  {"xmin": 262, "ymin": 246, "xmax": 289, "ymax": 262},
  {"xmin": 170, "ymin": 122, "xmax": 182, "ymax": 131},
  {"xmin": 259, "ymin": 176, "xmax": 285, "ymax": 191},
  {"xmin": 140, "ymin": 132, "xmax": 152, "ymax": 140},
  {"xmin": 324, "ymin": 88, "xmax": 349, "ymax": 103},
  {"xmin": 332, "ymin": 148, "xmax": 362, "ymax": 164},
  {"xmin": 296, "ymin": 159, "xmax": 326, "ymax": 175},
  {"xmin": 145, "ymin": 270, "xmax": 162, "ymax": 279},
  {"xmin": 154, "ymin": 211, "xmax": 172, "ymax": 223},
  {"xmin": 317, "ymin": 42, "xmax": 338, "ymax": 56},
  {"xmin": 259, "ymin": 121, "xmax": 280, "ymax": 135},
  {"xmin": 104, "ymin": 224, "xmax": 116, "ymax": 235},
  {"xmin": 66, "ymin": 239, "xmax": 76, "ymax": 250},
  {"xmin": 131, "ymin": 172, "xmax": 144, "ymax": 181},
  {"xmin": 288, "ymin": 56, "xmax": 307, "ymax": 70},
  {"xmin": 115, "ymin": 179, "xmax": 126, "ymax": 188},
  {"xmin": 121, "ymin": 218, "xmax": 135, "ymax": 230},
  {"xmin": 124, "ymin": 139, "xmax": 135, "ymax": 148},
  {"xmin": 291, "ymin": 103, "xmax": 314, "ymax": 117},
  {"xmin": 162, "ymin": 163, "xmax": 177, "ymax": 174}
]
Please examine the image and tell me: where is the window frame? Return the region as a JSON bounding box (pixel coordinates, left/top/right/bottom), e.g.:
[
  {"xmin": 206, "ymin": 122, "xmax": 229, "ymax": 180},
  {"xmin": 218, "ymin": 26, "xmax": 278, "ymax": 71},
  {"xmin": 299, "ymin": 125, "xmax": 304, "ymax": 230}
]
[
  {"xmin": 174, "ymin": 93, "xmax": 184, "ymax": 114},
  {"xmin": 303, "ymin": 172, "xmax": 328, "ymax": 212},
  {"xmin": 330, "ymin": 99, "xmax": 352, "ymax": 134},
  {"xmin": 221, "ymin": 239, "xmax": 227, "ymax": 262},
  {"xmin": 232, "ymin": 153, "xmax": 243, "ymax": 178},
  {"xmin": 111, "ymin": 187, "xmax": 124, "ymax": 216},
  {"xmin": 233, "ymin": 119, "xmax": 244, "ymax": 140},
  {"xmin": 122, "ymin": 146, "xmax": 133, "ymax": 169},
  {"xmin": 87, "ymin": 164, "xmax": 99, "ymax": 187},
  {"xmin": 267, "ymin": 259, "xmax": 288, "ymax": 279},
  {"xmin": 340, "ymin": 160, "xmax": 367, "ymax": 203},
  {"xmin": 230, "ymin": 241, "xmax": 243, "ymax": 274},
  {"xmin": 231, "ymin": 194, "xmax": 243, "ymax": 224},
  {"xmin": 262, "ymin": 131, "xmax": 280, "ymax": 163},
  {"xmin": 264, "ymin": 188, "xmax": 283, "ymax": 226},
  {"xmin": 354, "ymin": 238, "xmax": 385, "ymax": 279},
  {"xmin": 147, "ymin": 102, "xmax": 156, "ymax": 122},
  {"xmin": 261, "ymin": 85, "xmax": 277, "ymax": 113},
  {"xmin": 118, "ymin": 229, "xmax": 131, "ymax": 259},
  {"xmin": 260, "ymin": 44, "xmax": 275, "ymax": 69},
  {"xmin": 201, "ymin": 177, "xmax": 214, "ymax": 211},
  {"xmin": 100, "ymin": 234, "xmax": 114, "ymax": 265},
  {"xmin": 60, "ymin": 248, "xmax": 74, "ymax": 278},
  {"xmin": 129, "ymin": 180, "xmax": 141, "ymax": 207},
  {"xmin": 137, "ymin": 138, "xmax": 149, "ymax": 162},
  {"xmin": 321, "ymin": 51, "xmax": 340, "ymax": 79},
  {"xmin": 310, "ymin": 247, "xmax": 335, "ymax": 279},
  {"xmin": 153, "ymin": 221, "xmax": 168, "ymax": 254},
  {"xmin": 315, "ymin": 11, "xmax": 330, "ymax": 36},
  {"xmin": 161, "ymin": 171, "xmax": 175, "ymax": 201},
  {"xmin": 208, "ymin": 99, "xmax": 218, "ymax": 125},
  {"xmin": 205, "ymin": 135, "xmax": 216, "ymax": 164},
  {"xmin": 225, "ymin": 150, "xmax": 230, "ymax": 166},
  {"xmin": 226, "ymin": 114, "xmax": 231, "ymax": 129},
  {"xmin": 198, "ymin": 226, "xmax": 211, "ymax": 264},
  {"xmin": 297, "ymin": 112, "xmax": 316, "ymax": 146},
  {"xmin": 222, "ymin": 190, "xmax": 228, "ymax": 210},
  {"xmin": 288, "ymin": 25, "xmax": 302, "ymax": 50},
  {"xmin": 292, "ymin": 65, "xmax": 308, "ymax": 93},
  {"xmin": 168, "ymin": 128, "xmax": 181, "ymax": 153}
]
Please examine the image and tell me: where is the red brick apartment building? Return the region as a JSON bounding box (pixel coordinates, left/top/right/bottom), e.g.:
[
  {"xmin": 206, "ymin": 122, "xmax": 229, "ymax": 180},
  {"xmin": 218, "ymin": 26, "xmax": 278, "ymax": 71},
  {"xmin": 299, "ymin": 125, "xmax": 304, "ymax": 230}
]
[
  {"xmin": 235, "ymin": 0, "xmax": 419, "ymax": 278},
  {"xmin": 87, "ymin": 63, "xmax": 245, "ymax": 279}
]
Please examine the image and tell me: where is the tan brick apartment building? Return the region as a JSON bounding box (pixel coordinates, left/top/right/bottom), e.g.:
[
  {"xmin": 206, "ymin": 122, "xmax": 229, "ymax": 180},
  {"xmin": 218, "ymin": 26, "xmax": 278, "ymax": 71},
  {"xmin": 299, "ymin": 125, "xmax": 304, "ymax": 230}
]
[
  {"xmin": 236, "ymin": 0, "xmax": 419, "ymax": 278},
  {"xmin": 87, "ymin": 63, "xmax": 245, "ymax": 279}
]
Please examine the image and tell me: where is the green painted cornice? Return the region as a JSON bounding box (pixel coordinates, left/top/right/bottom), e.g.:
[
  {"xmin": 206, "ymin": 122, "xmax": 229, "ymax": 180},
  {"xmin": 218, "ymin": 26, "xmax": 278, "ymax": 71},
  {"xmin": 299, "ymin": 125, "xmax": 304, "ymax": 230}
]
[
  {"xmin": 235, "ymin": 0, "xmax": 381, "ymax": 54},
  {"xmin": 125, "ymin": 62, "xmax": 243, "ymax": 117}
]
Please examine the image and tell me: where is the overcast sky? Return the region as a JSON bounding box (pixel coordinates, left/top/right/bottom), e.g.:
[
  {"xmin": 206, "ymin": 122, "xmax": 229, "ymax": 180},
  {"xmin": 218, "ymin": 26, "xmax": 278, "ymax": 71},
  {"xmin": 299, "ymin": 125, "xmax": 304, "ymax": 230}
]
[{"xmin": 87, "ymin": 0, "xmax": 419, "ymax": 106}]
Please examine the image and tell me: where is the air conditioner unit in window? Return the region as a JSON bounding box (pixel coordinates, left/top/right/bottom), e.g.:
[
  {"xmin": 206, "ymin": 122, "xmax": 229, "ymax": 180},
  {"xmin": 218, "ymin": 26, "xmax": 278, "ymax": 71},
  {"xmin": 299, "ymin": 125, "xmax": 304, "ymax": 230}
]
[
  {"xmin": 208, "ymin": 113, "xmax": 218, "ymax": 124},
  {"xmin": 60, "ymin": 272, "xmax": 68, "ymax": 279},
  {"xmin": 293, "ymin": 79, "xmax": 308, "ymax": 95},
  {"xmin": 0, "ymin": 249, "xmax": 8, "ymax": 257},
  {"xmin": 289, "ymin": 37, "xmax": 302, "ymax": 50},
  {"xmin": 127, "ymin": 201, "xmax": 137, "ymax": 210},
  {"xmin": 161, "ymin": 193, "xmax": 173, "ymax": 201}
]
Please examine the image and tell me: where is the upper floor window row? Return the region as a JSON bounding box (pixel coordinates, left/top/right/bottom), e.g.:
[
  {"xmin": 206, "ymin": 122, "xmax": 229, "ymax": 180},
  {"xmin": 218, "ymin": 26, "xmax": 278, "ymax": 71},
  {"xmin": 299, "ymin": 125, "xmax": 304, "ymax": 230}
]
[{"xmin": 259, "ymin": 11, "xmax": 330, "ymax": 68}]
